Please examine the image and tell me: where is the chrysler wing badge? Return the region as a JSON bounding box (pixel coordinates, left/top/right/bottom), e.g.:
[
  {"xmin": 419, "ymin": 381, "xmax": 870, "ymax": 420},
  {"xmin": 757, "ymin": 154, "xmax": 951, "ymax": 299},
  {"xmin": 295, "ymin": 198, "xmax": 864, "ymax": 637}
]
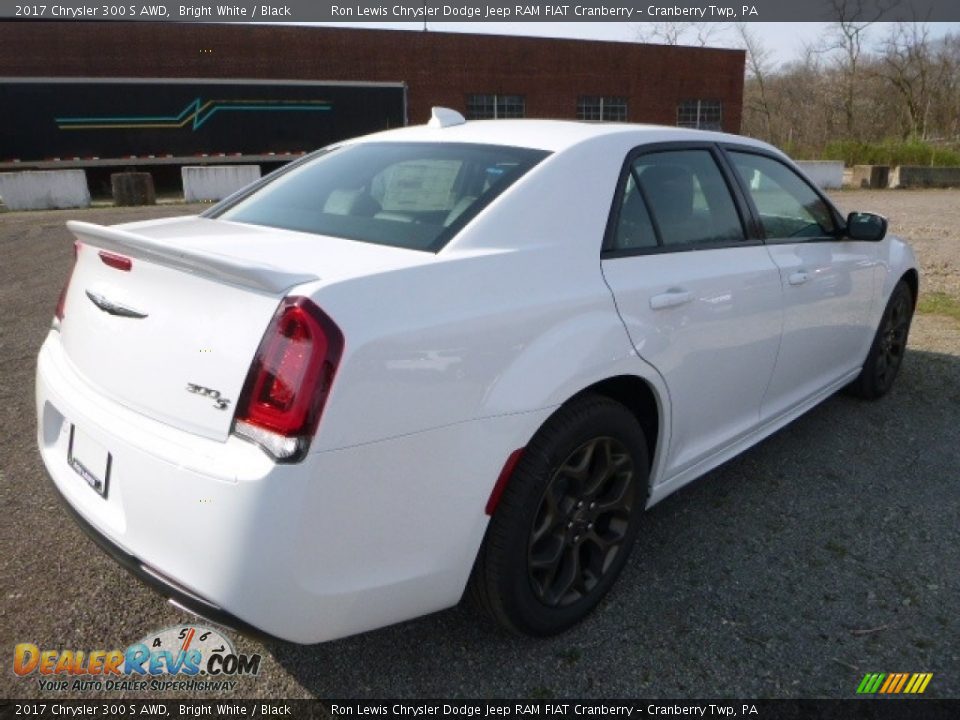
[{"xmin": 85, "ymin": 290, "xmax": 149, "ymax": 319}]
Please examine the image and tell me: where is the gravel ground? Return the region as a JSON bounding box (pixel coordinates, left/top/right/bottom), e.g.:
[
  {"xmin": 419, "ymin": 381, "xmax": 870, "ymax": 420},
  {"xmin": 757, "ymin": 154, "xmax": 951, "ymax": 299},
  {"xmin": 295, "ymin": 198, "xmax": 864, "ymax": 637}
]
[
  {"xmin": 834, "ymin": 188, "xmax": 960, "ymax": 302},
  {"xmin": 1, "ymin": 192, "xmax": 958, "ymax": 700}
]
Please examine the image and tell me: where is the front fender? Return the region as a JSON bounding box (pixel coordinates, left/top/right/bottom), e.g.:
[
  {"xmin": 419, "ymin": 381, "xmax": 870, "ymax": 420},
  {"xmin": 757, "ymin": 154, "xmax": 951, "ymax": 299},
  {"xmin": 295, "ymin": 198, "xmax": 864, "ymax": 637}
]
[{"xmin": 873, "ymin": 234, "xmax": 919, "ymax": 326}]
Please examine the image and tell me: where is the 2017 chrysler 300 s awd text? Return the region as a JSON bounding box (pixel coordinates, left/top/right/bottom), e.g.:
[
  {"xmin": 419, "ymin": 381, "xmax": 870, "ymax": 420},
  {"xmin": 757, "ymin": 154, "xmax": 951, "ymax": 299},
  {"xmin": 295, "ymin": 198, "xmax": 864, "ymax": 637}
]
[{"xmin": 36, "ymin": 109, "xmax": 917, "ymax": 642}]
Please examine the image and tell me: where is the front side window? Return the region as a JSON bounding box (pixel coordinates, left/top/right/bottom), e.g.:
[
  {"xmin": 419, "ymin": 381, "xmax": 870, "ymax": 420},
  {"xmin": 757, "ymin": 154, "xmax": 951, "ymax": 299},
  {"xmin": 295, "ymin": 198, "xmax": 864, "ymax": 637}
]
[
  {"xmin": 728, "ymin": 151, "xmax": 835, "ymax": 239},
  {"xmin": 677, "ymin": 100, "xmax": 723, "ymax": 130},
  {"xmin": 466, "ymin": 94, "xmax": 525, "ymax": 119},
  {"xmin": 214, "ymin": 142, "xmax": 549, "ymax": 252},
  {"xmin": 577, "ymin": 96, "xmax": 628, "ymax": 122},
  {"xmin": 627, "ymin": 149, "xmax": 745, "ymax": 248}
]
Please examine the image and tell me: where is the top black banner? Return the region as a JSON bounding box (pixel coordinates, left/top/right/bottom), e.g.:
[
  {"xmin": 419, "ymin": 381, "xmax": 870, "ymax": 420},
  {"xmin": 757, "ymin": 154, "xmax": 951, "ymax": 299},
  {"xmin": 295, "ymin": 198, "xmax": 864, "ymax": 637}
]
[{"xmin": 5, "ymin": 0, "xmax": 960, "ymax": 22}]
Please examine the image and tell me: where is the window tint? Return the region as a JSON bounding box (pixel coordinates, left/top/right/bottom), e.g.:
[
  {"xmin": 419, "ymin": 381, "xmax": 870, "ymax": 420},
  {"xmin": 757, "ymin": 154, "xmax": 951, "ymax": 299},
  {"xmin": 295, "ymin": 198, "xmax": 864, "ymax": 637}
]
[
  {"xmin": 610, "ymin": 175, "xmax": 658, "ymax": 251},
  {"xmin": 729, "ymin": 152, "xmax": 835, "ymax": 239},
  {"xmin": 215, "ymin": 142, "xmax": 548, "ymax": 252},
  {"xmin": 633, "ymin": 150, "xmax": 745, "ymax": 247}
]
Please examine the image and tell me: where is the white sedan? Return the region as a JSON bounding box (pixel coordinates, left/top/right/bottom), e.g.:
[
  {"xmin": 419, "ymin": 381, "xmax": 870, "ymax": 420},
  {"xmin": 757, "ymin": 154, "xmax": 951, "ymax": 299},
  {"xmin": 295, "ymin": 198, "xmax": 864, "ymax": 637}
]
[{"xmin": 36, "ymin": 109, "xmax": 917, "ymax": 643}]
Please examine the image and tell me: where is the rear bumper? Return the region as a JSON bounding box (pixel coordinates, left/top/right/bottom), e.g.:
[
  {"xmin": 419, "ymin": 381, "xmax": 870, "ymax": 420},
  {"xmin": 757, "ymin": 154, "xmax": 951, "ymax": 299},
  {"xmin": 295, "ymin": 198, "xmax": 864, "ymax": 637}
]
[
  {"xmin": 36, "ymin": 331, "xmax": 547, "ymax": 643},
  {"xmin": 44, "ymin": 465, "xmax": 273, "ymax": 642}
]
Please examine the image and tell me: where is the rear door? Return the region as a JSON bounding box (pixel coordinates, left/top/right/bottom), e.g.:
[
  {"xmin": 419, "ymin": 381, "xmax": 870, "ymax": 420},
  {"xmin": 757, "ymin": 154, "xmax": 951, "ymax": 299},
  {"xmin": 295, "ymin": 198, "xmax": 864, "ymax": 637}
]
[
  {"xmin": 723, "ymin": 149, "xmax": 878, "ymax": 420},
  {"xmin": 600, "ymin": 144, "xmax": 783, "ymax": 478}
]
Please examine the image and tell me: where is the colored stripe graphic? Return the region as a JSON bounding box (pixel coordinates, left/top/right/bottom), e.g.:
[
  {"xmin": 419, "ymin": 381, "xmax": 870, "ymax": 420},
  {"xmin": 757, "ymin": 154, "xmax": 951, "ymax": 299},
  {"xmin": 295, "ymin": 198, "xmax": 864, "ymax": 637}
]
[
  {"xmin": 856, "ymin": 673, "xmax": 885, "ymax": 694},
  {"xmin": 857, "ymin": 672, "xmax": 932, "ymax": 694},
  {"xmin": 55, "ymin": 98, "xmax": 332, "ymax": 131},
  {"xmin": 906, "ymin": 673, "xmax": 933, "ymax": 694},
  {"xmin": 879, "ymin": 674, "xmax": 896, "ymax": 693}
]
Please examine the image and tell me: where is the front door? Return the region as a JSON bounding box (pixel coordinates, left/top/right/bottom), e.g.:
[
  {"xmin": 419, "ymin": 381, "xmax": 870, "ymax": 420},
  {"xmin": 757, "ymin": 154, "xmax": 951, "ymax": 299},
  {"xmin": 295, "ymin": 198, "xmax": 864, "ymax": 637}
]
[{"xmin": 724, "ymin": 150, "xmax": 878, "ymax": 420}]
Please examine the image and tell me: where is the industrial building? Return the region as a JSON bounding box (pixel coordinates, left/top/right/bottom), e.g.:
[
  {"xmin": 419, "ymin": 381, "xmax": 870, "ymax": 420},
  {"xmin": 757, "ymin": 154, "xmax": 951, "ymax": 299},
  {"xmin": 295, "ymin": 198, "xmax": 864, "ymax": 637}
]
[{"xmin": 0, "ymin": 22, "xmax": 744, "ymax": 200}]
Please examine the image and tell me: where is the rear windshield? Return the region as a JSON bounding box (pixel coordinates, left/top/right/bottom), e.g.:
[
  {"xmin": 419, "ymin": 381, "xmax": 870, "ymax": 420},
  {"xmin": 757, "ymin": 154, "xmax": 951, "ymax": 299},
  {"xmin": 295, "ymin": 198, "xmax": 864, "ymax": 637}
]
[{"xmin": 212, "ymin": 142, "xmax": 550, "ymax": 252}]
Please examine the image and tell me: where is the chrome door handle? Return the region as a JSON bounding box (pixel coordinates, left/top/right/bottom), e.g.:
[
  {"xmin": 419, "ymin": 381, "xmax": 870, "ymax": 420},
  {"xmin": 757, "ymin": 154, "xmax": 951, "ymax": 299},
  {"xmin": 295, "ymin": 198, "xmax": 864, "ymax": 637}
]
[
  {"xmin": 650, "ymin": 288, "xmax": 694, "ymax": 310},
  {"xmin": 788, "ymin": 271, "xmax": 810, "ymax": 286}
]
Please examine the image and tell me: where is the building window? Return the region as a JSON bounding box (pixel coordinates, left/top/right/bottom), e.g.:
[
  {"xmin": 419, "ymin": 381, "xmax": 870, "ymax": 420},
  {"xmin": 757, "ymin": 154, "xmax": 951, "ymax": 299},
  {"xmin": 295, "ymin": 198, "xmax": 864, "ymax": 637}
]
[
  {"xmin": 466, "ymin": 94, "xmax": 525, "ymax": 119},
  {"xmin": 577, "ymin": 96, "xmax": 628, "ymax": 122},
  {"xmin": 677, "ymin": 100, "xmax": 723, "ymax": 130}
]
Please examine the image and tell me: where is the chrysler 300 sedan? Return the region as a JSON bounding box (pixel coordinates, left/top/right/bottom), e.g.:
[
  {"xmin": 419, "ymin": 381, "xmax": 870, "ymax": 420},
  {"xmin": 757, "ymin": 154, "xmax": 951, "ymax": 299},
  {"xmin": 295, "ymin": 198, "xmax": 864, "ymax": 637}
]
[{"xmin": 36, "ymin": 109, "xmax": 917, "ymax": 642}]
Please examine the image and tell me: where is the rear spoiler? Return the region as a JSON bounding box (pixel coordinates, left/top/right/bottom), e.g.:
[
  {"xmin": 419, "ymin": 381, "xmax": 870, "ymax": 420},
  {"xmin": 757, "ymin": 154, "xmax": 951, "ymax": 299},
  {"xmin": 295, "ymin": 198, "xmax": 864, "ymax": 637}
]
[{"xmin": 66, "ymin": 221, "xmax": 319, "ymax": 294}]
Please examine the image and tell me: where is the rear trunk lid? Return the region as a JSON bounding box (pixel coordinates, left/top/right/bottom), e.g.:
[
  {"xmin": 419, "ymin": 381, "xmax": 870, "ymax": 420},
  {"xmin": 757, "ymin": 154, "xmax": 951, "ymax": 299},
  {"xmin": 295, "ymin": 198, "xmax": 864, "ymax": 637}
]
[{"xmin": 58, "ymin": 218, "xmax": 321, "ymax": 442}]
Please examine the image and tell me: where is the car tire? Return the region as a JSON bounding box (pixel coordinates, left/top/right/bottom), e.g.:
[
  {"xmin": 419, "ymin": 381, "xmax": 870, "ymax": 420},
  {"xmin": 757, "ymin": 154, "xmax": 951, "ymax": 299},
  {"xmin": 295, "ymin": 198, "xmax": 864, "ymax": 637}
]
[
  {"xmin": 848, "ymin": 280, "xmax": 915, "ymax": 400},
  {"xmin": 469, "ymin": 394, "xmax": 649, "ymax": 636}
]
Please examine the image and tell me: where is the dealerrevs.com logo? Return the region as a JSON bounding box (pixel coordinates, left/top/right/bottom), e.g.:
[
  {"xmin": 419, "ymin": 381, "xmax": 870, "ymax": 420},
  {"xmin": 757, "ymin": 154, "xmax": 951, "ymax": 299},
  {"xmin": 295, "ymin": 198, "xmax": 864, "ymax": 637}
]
[{"xmin": 14, "ymin": 624, "xmax": 261, "ymax": 692}]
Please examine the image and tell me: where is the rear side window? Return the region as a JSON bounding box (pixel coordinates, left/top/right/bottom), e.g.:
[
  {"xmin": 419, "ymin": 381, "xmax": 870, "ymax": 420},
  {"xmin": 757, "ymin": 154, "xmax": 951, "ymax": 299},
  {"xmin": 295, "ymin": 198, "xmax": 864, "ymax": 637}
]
[
  {"xmin": 214, "ymin": 142, "xmax": 549, "ymax": 252},
  {"xmin": 609, "ymin": 174, "xmax": 658, "ymax": 251},
  {"xmin": 728, "ymin": 151, "xmax": 835, "ymax": 239},
  {"xmin": 632, "ymin": 150, "xmax": 745, "ymax": 248},
  {"xmin": 611, "ymin": 149, "xmax": 746, "ymax": 250}
]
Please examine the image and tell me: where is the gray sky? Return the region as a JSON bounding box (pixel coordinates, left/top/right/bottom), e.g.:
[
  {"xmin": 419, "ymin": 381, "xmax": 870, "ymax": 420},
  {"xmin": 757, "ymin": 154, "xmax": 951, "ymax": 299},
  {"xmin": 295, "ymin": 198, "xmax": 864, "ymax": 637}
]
[{"xmin": 306, "ymin": 21, "xmax": 960, "ymax": 65}]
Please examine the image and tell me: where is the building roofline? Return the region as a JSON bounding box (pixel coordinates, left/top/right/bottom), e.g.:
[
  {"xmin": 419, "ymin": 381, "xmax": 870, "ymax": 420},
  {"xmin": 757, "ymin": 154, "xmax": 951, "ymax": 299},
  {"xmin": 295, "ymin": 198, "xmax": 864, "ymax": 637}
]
[
  {"xmin": 0, "ymin": 20, "xmax": 747, "ymax": 57},
  {"xmin": 0, "ymin": 76, "xmax": 407, "ymax": 87}
]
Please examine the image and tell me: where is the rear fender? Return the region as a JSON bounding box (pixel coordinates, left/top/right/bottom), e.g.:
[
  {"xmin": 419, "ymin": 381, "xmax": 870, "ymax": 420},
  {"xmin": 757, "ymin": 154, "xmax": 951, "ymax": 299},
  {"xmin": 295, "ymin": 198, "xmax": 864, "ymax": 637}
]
[{"xmin": 481, "ymin": 309, "xmax": 672, "ymax": 492}]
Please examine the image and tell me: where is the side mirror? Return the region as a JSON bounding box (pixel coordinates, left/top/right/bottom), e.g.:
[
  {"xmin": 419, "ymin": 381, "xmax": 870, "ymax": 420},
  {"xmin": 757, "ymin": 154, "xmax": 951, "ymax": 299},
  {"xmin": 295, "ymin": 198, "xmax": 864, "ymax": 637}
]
[{"xmin": 845, "ymin": 212, "xmax": 887, "ymax": 242}]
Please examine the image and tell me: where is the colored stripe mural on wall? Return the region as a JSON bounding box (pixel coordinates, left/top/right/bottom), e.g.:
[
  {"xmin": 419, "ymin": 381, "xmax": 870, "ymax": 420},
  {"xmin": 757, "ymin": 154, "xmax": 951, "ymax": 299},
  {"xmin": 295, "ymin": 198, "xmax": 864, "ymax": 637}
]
[{"xmin": 56, "ymin": 99, "xmax": 332, "ymax": 131}]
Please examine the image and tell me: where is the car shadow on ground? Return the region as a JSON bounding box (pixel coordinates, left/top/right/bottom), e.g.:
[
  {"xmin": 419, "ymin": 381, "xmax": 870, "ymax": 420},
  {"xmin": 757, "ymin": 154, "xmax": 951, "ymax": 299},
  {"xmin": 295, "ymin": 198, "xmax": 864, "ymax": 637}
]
[{"xmin": 263, "ymin": 348, "xmax": 960, "ymax": 699}]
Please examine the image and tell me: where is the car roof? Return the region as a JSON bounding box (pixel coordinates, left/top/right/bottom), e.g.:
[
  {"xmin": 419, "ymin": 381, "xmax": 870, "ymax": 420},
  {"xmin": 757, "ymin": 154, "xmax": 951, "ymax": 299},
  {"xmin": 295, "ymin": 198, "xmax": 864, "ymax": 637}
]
[{"xmin": 352, "ymin": 118, "xmax": 778, "ymax": 155}]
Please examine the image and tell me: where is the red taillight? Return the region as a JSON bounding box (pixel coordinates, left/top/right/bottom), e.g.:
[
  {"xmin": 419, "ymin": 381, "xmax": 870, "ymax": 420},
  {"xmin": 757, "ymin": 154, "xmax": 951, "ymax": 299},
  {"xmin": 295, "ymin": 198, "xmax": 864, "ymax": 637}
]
[
  {"xmin": 233, "ymin": 297, "xmax": 344, "ymax": 462},
  {"xmin": 54, "ymin": 241, "xmax": 80, "ymax": 324},
  {"xmin": 98, "ymin": 250, "xmax": 132, "ymax": 271}
]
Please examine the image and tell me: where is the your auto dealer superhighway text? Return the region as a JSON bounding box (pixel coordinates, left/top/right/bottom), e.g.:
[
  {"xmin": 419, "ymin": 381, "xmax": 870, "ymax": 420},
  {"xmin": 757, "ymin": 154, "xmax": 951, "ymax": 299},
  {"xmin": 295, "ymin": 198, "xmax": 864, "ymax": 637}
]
[{"xmin": 329, "ymin": 705, "xmax": 754, "ymax": 717}]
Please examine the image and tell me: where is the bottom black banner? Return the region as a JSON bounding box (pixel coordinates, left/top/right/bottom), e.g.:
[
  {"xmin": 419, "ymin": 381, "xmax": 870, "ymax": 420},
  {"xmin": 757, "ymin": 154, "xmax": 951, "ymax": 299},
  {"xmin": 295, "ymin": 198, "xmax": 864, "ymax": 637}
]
[{"xmin": 2, "ymin": 700, "xmax": 959, "ymax": 720}]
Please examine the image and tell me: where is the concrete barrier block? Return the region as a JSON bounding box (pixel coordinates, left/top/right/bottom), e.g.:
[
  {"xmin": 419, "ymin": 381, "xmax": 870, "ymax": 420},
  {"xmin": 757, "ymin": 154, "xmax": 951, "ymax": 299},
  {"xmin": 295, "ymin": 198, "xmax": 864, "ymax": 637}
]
[
  {"xmin": 889, "ymin": 165, "xmax": 960, "ymax": 189},
  {"xmin": 182, "ymin": 165, "xmax": 261, "ymax": 203},
  {"xmin": 0, "ymin": 170, "xmax": 90, "ymax": 210},
  {"xmin": 795, "ymin": 161, "xmax": 844, "ymax": 190}
]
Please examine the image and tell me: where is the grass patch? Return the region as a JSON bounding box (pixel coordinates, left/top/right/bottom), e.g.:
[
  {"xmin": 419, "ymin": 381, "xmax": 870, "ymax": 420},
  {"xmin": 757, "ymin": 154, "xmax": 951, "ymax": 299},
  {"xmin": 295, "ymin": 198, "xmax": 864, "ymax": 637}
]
[
  {"xmin": 917, "ymin": 291, "xmax": 960, "ymax": 321},
  {"xmin": 822, "ymin": 139, "xmax": 960, "ymax": 167}
]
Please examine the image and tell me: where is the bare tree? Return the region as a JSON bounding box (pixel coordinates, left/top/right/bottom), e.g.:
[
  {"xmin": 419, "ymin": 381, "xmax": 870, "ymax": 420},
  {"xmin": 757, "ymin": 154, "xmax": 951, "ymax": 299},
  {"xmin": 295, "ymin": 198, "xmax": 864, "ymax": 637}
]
[
  {"xmin": 879, "ymin": 21, "xmax": 934, "ymax": 138},
  {"xmin": 690, "ymin": 23, "xmax": 726, "ymax": 48},
  {"xmin": 736, "ymin": 23, "xmax": 777, "ymax": 142},
  {"xmin": 634, "ymin": 22, "xmax": 726, "ymax": 47},
  {"xmin": 819, "ymin": 0, "xmax": 896, "ymax": 137},
  {"xmin": 636, "ymin": 6, "xmax": 960, "ymax": 158},
  {"xmin": 935, "ymin": 33, "xmax": 960, "ymax": 140},
  {"xmin": 782, "ymin": 48, "xmax": 833, "ymax": 150}
]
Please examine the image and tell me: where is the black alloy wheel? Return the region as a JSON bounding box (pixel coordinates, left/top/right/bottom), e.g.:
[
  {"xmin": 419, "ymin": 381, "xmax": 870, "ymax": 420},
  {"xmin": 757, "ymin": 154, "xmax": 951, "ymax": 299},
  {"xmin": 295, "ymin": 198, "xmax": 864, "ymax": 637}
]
[
  {"xmin": 849, "ymin": 280, "xmax": 915, "ymax": 400},
  {"xmin": 469, "ymin": 394, "xmax": 648, "ymax": 636},
  {"xmin": 873, "ymin": 286, "xmax": 912, "ymax": 392},
  {"xmin": 528, "ymin": 436, "xmax": 636, "ymax": 608}
]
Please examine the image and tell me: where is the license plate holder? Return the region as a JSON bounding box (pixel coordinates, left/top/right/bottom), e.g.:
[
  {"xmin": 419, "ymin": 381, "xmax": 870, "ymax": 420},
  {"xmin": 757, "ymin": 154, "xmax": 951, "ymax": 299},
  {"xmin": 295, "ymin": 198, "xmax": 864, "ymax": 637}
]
[{"xmin": 68, "ymin": 424, "xmax": 111, "ymax": 499}]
